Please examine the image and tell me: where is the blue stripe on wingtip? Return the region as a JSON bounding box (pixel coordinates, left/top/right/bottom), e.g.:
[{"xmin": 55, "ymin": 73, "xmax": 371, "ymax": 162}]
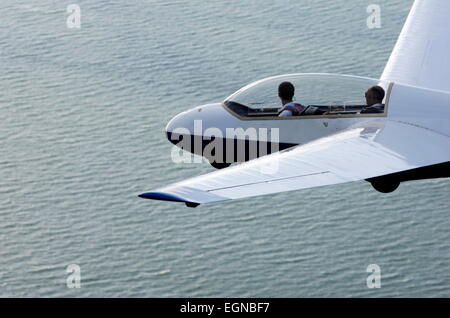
[{"xmin": 138, "ymin": 191, "xmax": 188, "ymax": 203}]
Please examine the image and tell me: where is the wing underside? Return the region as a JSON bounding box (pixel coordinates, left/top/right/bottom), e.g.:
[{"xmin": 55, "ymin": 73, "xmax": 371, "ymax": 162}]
[{"xmin": 140, "ymin": 120, "xmax": 450, "ymax": 206}]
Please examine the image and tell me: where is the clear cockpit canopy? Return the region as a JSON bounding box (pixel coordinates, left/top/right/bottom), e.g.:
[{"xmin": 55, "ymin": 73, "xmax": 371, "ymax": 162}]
[{"xmin": 224, "ymin": 73, "xmax": 388, "ymax": 112}]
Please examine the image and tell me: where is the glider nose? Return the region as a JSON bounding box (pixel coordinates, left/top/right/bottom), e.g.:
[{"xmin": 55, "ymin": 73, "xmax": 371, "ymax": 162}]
[
  {"xmin": 164, "ymin": 103, "xmax": 225, "ymax": 145},
  {"xmin": 165, "ymin": 113, "xmax": 178, "ymax": 135},
  {"xmin": 165, "ymin": 111, "xmax": 187, "ymax": 145}
]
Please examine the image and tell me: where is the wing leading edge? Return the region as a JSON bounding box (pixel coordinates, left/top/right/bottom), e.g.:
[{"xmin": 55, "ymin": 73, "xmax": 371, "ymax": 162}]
[{"xmin": 140, "ymin": 120, "xmax": 450, "ymax": 206}]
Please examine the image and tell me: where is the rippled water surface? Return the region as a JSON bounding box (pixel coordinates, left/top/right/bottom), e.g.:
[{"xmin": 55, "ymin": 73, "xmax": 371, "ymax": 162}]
[{"xmin": 2, "ymin": 0, "xmax": 450, "ymax": 297}]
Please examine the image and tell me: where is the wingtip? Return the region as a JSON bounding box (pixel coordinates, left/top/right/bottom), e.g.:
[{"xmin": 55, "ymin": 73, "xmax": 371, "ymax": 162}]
[
  {"xmin": 138, "ymin": 191, "xmax": 183, "ymax": 201},
  {"xmin": 138, "ymin": 191, "xmax": 200, "ymax": 208},
  {"xmin": 138, "ymin": 192, "xmax": 153, "ymax": 199}
]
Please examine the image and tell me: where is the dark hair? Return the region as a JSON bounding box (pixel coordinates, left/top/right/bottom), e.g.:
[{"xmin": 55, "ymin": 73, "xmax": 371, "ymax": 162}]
[
  {"xmin": 368, "ymin": 85, "xmax": 385, "ymax": 102},
  {"xmin": 278, "ymin": 82, "xmax": 295, "ymax": 100}
]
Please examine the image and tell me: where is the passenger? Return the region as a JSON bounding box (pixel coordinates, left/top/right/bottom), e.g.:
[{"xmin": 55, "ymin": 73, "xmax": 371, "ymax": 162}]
[
  {"xmin": 361, "ymin": 86, "xmax": 385, "ymax": 114},
  {"xmin": 278, "ymin": 82, "xmax": 305, "ymax": 117}
]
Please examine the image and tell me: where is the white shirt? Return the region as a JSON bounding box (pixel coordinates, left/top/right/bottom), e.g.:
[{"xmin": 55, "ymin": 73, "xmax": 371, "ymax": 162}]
[
  {"xmin": 279, "ymin": 109, "xmax": 293, "ymax": 117},
  {"xmin": 278, "ymin": 102, "xmax": 302, "ymax": 117}
]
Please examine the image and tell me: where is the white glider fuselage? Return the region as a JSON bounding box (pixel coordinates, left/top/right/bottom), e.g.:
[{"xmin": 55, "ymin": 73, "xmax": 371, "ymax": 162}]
[{"xmin": 166, "ymin": 76, "xmax": 450, "ymax": 166}]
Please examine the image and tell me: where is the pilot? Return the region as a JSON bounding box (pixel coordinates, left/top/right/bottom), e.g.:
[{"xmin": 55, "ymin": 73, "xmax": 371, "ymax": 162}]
[
  {"xmin": 278, "ymin": 82, "xmax": 305, "ymax": 117},
  {"xmin": 361, "ymin": 86, "xmax": 385, "ymax": 113}
]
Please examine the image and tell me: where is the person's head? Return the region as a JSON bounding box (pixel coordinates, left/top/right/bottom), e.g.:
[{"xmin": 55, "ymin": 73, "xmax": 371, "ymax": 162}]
[
  {"xmin": 278, "ymin": 81, "xmax": 295, "ymax": 103},
  {"xmin": 365, "ymin": 85, "xmax": 385, "ymax": 106}
]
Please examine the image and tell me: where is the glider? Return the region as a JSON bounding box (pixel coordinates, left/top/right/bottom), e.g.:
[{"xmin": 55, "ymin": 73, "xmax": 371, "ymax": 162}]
[{"xmin": 140, "ymin": 0, "xmax": 450, "ymax": 207}]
